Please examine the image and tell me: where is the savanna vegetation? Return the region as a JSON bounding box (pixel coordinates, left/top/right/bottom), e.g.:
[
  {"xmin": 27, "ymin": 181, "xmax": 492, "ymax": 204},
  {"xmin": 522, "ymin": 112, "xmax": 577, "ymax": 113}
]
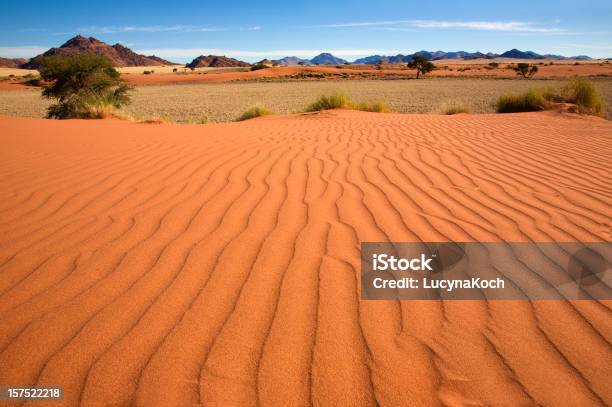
[
  {"xmin": 38, "ymin": 54, "xmax": 132, "ymax": 119},
  {"xmin": 497, "ymin": 78, "xmax": 605, "ymax": 116}
]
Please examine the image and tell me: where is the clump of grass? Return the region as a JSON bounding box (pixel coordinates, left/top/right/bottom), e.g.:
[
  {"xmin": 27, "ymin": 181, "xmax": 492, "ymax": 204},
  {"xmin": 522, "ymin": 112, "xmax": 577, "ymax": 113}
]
[
  {"xmin": 305, "ymin": 92, "xmax": 357, "ymax": 111},
  {"xmin": 358, "ymin": 101, "xmax": 391, "ymax": 113},
  {"xmin": 496, "ymin": 88, "xmax": 553, "ymax": 113},
  {"xmin": 497, "ymin": 78, "xmax": 604, "ymax": 116},
  {"xmin": 305, "ymin": 92, "xmax": 392, "ymax": 113},
  {"xmin": 562, "ymin": 78, "xmax": 605, "ymax": 116},
  {"xmin": 237, "ymin": 105, "xmax": 272, "ymax": 121},
  {"xmin": 439, "ymin": 101, "xmax": 471, "ymax": 115}
]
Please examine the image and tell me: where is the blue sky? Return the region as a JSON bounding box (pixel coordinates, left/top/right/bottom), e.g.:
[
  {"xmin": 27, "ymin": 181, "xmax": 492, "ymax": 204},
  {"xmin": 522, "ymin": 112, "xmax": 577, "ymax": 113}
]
[{"xmin": 1, "ymin": 0, "xmax": 611, "ymax": 62}]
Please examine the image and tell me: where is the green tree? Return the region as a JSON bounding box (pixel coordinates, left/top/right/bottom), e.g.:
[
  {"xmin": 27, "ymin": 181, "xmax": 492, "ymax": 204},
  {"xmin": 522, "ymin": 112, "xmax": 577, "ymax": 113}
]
[
  {"xmin": 407, "ymin": 55, "xmax": 434, "ymax": 79},
  {"xmin": 514, "ymin": 63, "xmax": 538, "ymax": 79},
  {"xmin": 39, "ymin": 54, "xmax": 132, "ymax": 119}
]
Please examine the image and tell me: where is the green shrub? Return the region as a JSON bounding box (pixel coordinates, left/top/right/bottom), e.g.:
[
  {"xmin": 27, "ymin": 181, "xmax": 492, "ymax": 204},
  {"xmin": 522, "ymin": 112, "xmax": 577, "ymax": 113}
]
[
  {"xmin": 305, "ymin": 92, "xmax": 357, "ymax": 111},
  {"xmin": 563, "ymin": 78, "xmax": 605, "ymax": 116},
  {"xmin": 250, "ymin": 63, "xmax": 268, "ymax": 71},
  {"xmin": 514, "ymin": 63, "xmax": 538, "ymax": 78},
  {"xmin": 39, "ymin": 54, "xmax": 133, "ymax": 119},
  {"xmin": 496, "ymin": 88, "xmax": 552, "ymax": 113},
  {"xmin": 237, "ymin": 105, "xmax": 272, "ymax": 121},
  {"xmin": 407, "ymin": 55, "xmax": 434, "ymax": 78}
]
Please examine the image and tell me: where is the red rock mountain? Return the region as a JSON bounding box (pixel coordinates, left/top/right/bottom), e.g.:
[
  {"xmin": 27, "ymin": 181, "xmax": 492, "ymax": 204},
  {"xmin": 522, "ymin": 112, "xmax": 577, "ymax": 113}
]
[
  {"xmin": 0, "ymin": 57, "xmax": 28, "ymax": 68},
  {"xmin": 21, "ymin": 35, "xmax": 175, "ymax": 68},
  {"xmin": 186, "ymin": 55, "xmax": 250, "ymax": 68}
]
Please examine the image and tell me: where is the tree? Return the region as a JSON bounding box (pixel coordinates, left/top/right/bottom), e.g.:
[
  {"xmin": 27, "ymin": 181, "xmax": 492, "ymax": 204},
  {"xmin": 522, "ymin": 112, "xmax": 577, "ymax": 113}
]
[
  {"xmin": 39, "ymin": 54, "xmax": 132, "ymax": 119},
  {"xmin": 407, "ymin": 55, "xmax": 434, "ymax": 79},
  {"xmin": 514, "ymin": 63, "xmax": 538, "ymax": 79}
]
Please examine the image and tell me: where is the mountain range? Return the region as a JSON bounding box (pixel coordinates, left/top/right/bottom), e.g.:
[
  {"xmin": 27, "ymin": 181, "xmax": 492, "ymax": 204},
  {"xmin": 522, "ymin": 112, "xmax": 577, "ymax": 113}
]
[
  {"xmin": 0, "ymin": 36, "xmax": 597, "ymax": 70},
  {"xmin": 353, "ymin": 49, "xmax": 592, "ymax": 64},
  {"xmin": 186, "ymin": 55, "xmax": 250, "ymax": 68},
  {"xmin": 19, "ymin": 36, "xmax": 175, "ymax": 69}
]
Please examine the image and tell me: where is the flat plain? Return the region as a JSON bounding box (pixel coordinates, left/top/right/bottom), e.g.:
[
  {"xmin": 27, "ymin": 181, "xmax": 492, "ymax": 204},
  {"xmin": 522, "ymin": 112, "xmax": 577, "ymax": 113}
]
[{"xmin": 1, "ymin": 78, "xmax": 612, "ymax": 122}]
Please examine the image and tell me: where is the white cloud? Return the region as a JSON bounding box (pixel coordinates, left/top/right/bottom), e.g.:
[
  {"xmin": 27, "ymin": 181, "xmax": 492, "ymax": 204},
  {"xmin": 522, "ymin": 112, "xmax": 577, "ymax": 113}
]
[
  {"xmin": 410, "ymin": 20, "xmax": 562, "ymax": 32},
  {"xmin": 0, "ymin": 46, "xmax": 47, "ymax": 58},
  {"xmin": 561, "ymin": 44, "xmax": 612, "ymax": 50},
  {"xmin": 76, "ymin": 25, "xmax": 225, "ymax": 34},
  {"xmin": 318, "ymin": 19, "xmax": 563, "ymax": 33}
]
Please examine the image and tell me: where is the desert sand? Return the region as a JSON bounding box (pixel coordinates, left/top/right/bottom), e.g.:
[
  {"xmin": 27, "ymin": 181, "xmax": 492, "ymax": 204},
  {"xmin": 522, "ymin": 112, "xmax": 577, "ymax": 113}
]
[
  {"xmin": 119, "ymin": 63, "xmax": 612, "ymax": 86},
  {"xmin": 0, "ymin": 110, "xmax": 610, "ymax": 406}
]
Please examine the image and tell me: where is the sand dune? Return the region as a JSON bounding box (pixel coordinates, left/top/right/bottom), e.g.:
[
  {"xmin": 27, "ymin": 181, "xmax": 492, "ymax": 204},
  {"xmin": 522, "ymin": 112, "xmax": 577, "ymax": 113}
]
[{"xmin": 0, "ymin": 111, "xmax": 610, "ymax": 406}]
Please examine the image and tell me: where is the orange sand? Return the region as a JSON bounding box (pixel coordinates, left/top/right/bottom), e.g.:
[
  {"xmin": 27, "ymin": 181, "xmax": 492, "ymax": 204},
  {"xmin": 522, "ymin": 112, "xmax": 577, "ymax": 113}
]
[
  {"xmin": 0, "ymin": 82, "xmax": 34, "ymax": 91},
  {"xmin": 0, "ymin": 111, "xmax": 610, "ymax": 406},
  {"xmin": 120, "ymin": 64, "xmax": 612, "ymax": 86}
]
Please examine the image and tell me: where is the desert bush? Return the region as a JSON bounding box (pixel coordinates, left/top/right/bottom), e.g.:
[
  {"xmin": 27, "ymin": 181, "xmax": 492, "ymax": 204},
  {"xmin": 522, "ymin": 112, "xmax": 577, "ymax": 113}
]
[
  {"xmin": 358, "ymin": 101, "xmax": 391, "ymax": 112},
  {"xmin": 305, "ymin": 92, "xmax": 392, "ymax": 113},
  {"xmin": 563, "ymin": 78, "xmax": 605, "ymax": 116},
  {"xmin": 497, "ymin": 88, "xmax": 552, "ymax": 113},
  {"xmin": 305, "ymin": 92, "xmax": 357, "ymax": 111},
  {"xmin": 488, "ymin": 62, "xmax": 499, "ymax": 68},
  {"xmin": 39, "ymin": 54, "xmax": 133, "ymax": 119},
  {"xmin": 250, "ymin": 63, "xmax": 268, "ymax": 71},
  {"xmin": 440, "ymin": 101, "xmax": 471, "ymax": 115},
  {"xmin": 172, "ymin": 68, "xmax": 178, "ymax": 72},
  {"xmin": 514, "ymin": 63, "xmax": 538, "ymax": 78},
  {"xmin": 143, "ymin": 70, "xmax": 152, "ymax": 74},
  {"xmin": 407, "ymin": 55, "xmax": 434, "ymax": 79},
  {"xmin": 190, "ymin": 116, "xmax": 208, "ymax": 124},
  {"xmin": 237, "ymin": 105, "xmax": 272, "ymax": 121}
]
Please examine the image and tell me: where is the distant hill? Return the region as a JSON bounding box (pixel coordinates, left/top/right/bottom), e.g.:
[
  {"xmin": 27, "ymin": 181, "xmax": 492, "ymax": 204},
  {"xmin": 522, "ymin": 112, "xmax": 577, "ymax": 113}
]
[
  {"xmin": 276, "ymin": 56, "xmax": 310, "ymax": 66},
  {"xmin": 499, "ymin": 49, "xmax": 543, "ymax": 59},
  {"xmin": 21, "ymin": 35, "xmax": 175, "ymax": 69},
  {"xmin": 310, "ymin": 53, "xmax": 347, "ymax": 65},
  {"xmin": 255, "ymin": 59, "xmax": 276, "ymax": 66},
  {"xmin": 354, "ymin": 55, "xmax": 386, "ymax": 64},
  {"xmin": 0, "ymin": 57, "xmax": 28, "ymax": 68},
  {"xmin": 350, "ymin": 49, "xmax": 591, "ymax": 64},
  {"xmin": 186, "ymin": 55, "xmax": 250, "ymax": 68}
]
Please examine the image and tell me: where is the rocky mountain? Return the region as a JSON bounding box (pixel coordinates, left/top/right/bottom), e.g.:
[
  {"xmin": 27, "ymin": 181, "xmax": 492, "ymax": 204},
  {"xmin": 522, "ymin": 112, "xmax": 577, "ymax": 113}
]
[
  {"xmin": 0, "ymin": 57, "xmax": 28, "ymax": 68},
  {"xmin": 498, "ymin": 49, "xmax": 543, "ymax": 59},
  {"xmin": 353, "ymin": 55, "xmax": 385, "ymax": 64},
  {"xmin": 275, "ymin": 56, "xmax": 310, "ymax": 66},
  {"xmin": 21, "ymin": 35, "xmax": 175, "ymax": 69},
  {"xmin": 186, "ymin": 55, "xmax": 250, "ymax": 68},
  {"xmin": 255, "ymin": 59, "xmax": 276, "ymax": 66},
  {"xmin": 309, "ymin": 53, "xmax": 347, "ymax": 65},
  {"xmin": 350, "ymin": 49, "xmax": 587, "ymax": 64}
]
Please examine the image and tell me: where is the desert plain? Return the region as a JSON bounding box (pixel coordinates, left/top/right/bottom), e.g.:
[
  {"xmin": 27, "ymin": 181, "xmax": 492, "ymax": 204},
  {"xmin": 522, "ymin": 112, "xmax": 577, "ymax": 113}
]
[{"xmin": 0, "ymin": 59, "xmax": 611, "ymax": 406}]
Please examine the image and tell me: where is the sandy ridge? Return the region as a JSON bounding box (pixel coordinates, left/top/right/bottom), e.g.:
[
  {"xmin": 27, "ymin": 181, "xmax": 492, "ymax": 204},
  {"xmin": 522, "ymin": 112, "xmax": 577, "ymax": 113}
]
[{"xmin": 0, "ymin": 111, "xmax": 610, "ymax": 406}]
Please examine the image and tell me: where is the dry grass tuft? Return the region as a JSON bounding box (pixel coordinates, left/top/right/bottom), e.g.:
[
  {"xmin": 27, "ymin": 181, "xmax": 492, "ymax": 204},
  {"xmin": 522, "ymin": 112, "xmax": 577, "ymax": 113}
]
[
  {"xmin": 438, "ymin": 101, "xmax": 471, "ymax": 115},
  {"xmin": 237, "ymin": 105, "xmax": 273, "ymax": 121}
]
